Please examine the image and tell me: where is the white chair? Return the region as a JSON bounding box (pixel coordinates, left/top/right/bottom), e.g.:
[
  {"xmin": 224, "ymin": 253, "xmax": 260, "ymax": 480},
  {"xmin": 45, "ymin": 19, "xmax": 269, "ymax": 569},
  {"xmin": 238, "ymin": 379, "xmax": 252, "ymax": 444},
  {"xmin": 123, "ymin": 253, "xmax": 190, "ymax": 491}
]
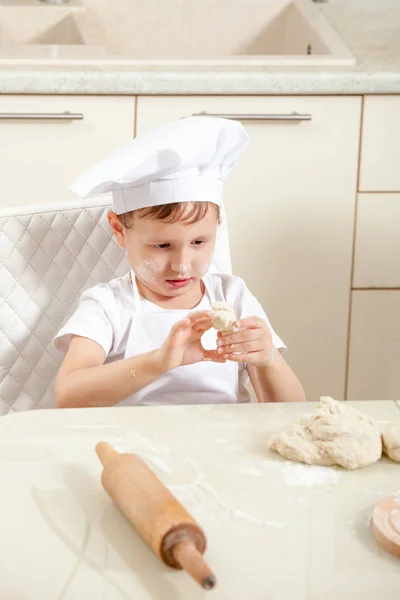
[{"xmin": 0, "ymin": 198, "xmax": 232, "ymax": 414}]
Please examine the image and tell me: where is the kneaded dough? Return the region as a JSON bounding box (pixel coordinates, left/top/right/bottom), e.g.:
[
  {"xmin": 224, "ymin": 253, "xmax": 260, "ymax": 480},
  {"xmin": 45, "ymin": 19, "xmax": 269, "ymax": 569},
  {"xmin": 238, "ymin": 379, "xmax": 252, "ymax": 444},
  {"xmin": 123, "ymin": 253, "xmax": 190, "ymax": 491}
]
[
  {"xmin": 382, "ymin": 422, "xmax": 400, "ymax": 462},
  {"xmin": 212, "ymin": 301, "xmax": 237, "ymax": 334},
  {"xmin": 267, "ymin": 396, "xmax": 382, "ymax": 470}
]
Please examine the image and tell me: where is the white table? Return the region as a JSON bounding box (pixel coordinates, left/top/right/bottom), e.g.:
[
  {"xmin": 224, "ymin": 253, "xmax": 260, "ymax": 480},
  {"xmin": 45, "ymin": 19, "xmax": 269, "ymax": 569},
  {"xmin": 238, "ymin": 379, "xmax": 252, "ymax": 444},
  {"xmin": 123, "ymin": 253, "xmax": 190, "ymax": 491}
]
[{"xmin": 0, "ymin": 401, "xmax": 399, "ymax": 600}]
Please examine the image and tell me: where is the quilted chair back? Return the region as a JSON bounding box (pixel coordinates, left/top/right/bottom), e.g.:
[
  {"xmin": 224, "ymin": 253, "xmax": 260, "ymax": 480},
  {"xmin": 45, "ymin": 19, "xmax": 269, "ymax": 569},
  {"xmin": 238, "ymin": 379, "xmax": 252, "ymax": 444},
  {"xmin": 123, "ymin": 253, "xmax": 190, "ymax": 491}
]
[
  {"xmin": 0, "ymin": 199, "xmax": 232, "ymax": 415},
  {"xmin": 0, "ymin": 199, "xmax": 130, "ymax": 415}
]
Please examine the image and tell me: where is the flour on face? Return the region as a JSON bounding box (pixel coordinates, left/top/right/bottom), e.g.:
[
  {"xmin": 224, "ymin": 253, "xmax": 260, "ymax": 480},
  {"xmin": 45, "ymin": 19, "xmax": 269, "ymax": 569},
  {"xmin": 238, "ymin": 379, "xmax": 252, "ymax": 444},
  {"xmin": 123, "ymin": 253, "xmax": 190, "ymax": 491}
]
[{"xmin": 135, "ymin": 260, "xmax": 161, "ymax": 282}]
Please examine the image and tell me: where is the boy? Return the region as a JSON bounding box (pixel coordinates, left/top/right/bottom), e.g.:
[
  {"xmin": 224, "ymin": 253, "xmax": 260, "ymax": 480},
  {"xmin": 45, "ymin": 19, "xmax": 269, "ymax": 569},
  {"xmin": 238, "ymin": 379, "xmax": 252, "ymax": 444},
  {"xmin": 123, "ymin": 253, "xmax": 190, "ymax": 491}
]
[{"xmin": 54, "ymin": 117, "xmax": 305, "ymax": 407}]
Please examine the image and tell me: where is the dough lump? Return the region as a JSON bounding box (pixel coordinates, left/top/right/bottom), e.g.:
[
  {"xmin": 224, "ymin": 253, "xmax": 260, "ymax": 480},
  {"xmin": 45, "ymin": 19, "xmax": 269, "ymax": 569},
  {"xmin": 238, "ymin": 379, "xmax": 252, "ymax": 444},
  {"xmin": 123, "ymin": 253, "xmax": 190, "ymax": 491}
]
[
  {"xmin": 267, "ymin": 396, "xmax": 382, "ymax": 470},
  {"xmin": 212, "ymin": 301, "xmax": 237, "ymax": 334},
  {"xmin": 382, "ymin": 422, "xmax": 400, "ymax": 462}
]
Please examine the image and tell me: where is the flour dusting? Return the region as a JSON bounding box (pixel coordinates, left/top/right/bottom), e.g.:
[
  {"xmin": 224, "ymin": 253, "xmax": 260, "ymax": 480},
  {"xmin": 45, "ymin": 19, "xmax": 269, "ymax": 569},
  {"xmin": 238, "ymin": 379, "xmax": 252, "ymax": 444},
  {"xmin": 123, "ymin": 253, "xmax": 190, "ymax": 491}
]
[{"xmin": 282, "ymin": 462, "xmax": 339, "ymax": 487}]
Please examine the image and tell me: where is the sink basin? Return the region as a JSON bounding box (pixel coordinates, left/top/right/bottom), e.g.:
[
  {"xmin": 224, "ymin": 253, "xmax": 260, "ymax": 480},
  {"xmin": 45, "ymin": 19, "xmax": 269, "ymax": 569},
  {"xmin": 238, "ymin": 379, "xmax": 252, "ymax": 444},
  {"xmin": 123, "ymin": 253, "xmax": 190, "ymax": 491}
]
[
  {"xmin": 0, "ymin": 12, "xmax": 82, "ymax": 45},
  {"xmin": 0, "ymin": 0, "xmax": 106, "ymax": 60},
  {"xmin": 83, "ymin": 0, "xmax": 355, "ymax": 66},
  {"xmin": 0, "ymin": 0, "xmax": 355, "ymax": 66}
]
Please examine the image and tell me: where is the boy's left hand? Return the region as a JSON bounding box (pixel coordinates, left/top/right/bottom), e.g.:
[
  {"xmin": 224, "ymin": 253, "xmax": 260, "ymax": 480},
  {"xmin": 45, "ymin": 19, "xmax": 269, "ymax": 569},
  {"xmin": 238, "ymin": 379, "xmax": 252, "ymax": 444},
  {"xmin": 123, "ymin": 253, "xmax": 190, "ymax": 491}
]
[{"xmin": 216, "ymin": 316, "xmax": 276, "ymax": 367}]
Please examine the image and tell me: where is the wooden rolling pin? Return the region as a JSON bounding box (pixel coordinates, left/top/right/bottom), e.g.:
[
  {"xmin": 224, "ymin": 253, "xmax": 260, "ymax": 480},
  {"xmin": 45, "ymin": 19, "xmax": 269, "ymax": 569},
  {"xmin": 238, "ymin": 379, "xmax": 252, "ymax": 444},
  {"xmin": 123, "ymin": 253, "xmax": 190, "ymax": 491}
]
[{"xmin": 95, "ymin": 441, "xmax": 216, "ymax": 590}]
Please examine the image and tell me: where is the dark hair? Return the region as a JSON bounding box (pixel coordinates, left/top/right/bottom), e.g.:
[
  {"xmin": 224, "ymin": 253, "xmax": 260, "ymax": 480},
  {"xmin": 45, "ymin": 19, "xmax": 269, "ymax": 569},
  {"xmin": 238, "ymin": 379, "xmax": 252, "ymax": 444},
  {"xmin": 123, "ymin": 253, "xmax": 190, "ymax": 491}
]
[{"xmin": 118, "ymin": 201, "xmax": 221, "ymax": 228}]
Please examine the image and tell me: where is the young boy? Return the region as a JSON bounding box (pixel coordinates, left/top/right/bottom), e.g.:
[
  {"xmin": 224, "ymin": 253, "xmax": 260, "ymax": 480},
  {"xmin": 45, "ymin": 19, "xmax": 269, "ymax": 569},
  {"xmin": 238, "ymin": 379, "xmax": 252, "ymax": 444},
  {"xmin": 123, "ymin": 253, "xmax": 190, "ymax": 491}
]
[{"xmin": 54, "ymin": 116, "xmax": 305, "ymax": 408}]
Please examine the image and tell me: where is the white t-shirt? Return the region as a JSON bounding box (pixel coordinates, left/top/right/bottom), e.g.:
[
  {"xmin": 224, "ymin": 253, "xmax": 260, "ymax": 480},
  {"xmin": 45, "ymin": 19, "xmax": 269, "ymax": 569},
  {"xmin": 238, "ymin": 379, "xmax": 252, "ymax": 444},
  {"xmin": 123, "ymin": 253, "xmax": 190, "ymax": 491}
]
[{"xmin": 54, "ymin": 272, "xmax": 286, "ymax": 404}]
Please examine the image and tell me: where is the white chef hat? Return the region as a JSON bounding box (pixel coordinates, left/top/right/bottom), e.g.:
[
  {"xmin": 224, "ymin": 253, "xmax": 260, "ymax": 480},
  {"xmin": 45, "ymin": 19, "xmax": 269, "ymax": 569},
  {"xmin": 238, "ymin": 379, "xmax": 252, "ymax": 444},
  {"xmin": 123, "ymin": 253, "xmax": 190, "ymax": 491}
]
[{"xmin": 68, "ymin": 116, "xmax": 249, "ymax": 215}]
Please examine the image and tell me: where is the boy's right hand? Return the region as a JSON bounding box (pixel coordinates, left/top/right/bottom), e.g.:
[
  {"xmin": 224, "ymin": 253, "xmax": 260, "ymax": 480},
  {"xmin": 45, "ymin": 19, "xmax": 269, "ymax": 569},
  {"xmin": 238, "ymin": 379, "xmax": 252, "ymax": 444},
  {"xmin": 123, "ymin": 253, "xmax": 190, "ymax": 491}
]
[{"xmin": 154, "ymin": 311, "xmax": 226, "ymax": 371}]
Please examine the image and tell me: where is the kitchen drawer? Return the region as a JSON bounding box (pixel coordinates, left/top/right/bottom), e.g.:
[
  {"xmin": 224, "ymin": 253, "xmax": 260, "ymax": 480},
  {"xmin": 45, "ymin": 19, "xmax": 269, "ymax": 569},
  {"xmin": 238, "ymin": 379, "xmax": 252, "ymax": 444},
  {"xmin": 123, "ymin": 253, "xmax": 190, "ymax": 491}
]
[
  {"xmin": 347, "ymin": 291, "xmax": 400, "ymax": 400},
  {"xmin": 353, "ymin": 193, "xmax": 400, "ymax": 288},
  {"xmin": 0, "ymin": 96, "xmax": 135, "ymax": 208},
  {"xmin": 359, "ymin": 95, "xmax": 400, "ymax": 192}
]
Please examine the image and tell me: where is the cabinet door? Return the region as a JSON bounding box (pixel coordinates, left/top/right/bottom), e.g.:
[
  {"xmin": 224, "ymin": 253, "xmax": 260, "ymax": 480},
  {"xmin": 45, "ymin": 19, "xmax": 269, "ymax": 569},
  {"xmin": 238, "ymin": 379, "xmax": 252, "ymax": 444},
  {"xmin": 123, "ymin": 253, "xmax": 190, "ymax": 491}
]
[
  {"xmin": 0, "ymin": 96, "xmax": 135, "ymax": 209},
  {"xmin": 353, "ymin": 193, "xmax": 400, "ymax": 288},
  {"xmin": 359, "ymin": 95, "xmax": 400, "ymax": 192},
  {"xmin": 136, "ymin": 96, "xmax": 362, "ymax": 401},
  {"xmin": 347, "ymin": 291, "xmax": 400, "ymax": 400}
]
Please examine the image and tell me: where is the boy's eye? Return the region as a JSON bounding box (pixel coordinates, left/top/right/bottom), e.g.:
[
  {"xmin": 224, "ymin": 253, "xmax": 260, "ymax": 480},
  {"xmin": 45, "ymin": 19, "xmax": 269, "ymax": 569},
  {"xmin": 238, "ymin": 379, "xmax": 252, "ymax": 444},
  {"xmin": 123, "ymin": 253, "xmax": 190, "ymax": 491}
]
[{"xmin": 154, "ymin": 240, "xmax": 205, "ymax": 248}]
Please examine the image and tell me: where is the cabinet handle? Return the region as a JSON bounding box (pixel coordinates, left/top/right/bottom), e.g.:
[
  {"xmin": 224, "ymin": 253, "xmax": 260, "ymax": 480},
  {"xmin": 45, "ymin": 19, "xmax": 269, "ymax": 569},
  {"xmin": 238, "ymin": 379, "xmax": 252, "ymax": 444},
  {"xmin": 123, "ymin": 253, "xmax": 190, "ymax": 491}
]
[
  {"xmin": 191, "ymin": 111, "xmax": 312, "ymax": 122},
  {"xmin": 0, "ymin": 111, "xmax": 84, "ymax": 120}
]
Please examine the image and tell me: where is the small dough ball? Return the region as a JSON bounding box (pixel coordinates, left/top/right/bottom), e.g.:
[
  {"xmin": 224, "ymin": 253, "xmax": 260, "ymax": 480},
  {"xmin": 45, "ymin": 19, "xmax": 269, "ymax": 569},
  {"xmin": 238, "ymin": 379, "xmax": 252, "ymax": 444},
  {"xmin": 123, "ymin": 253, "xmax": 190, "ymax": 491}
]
[
  {"xmin": 212, "ymin": 301, "xmax": 236, "ymax": 334},
  {"xmin": 382, "ymin": 422, "xmax": 400, "ymax": 462},
  {"xmin": 267, "ymin": 396, "xmax": 382, "ymax": 470}
]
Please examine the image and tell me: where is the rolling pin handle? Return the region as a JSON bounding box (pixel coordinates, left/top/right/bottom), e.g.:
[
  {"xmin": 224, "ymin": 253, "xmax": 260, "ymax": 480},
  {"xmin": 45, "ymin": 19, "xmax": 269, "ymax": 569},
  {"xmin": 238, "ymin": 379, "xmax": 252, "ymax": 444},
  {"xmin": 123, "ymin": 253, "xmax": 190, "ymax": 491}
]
[
  {"xmin": 172, "ymin": 539, "xmax": 217, "ymax": 590},
  {"xmin": 95, "ymin": 441, "xmax": 119, "ymax": 466}
]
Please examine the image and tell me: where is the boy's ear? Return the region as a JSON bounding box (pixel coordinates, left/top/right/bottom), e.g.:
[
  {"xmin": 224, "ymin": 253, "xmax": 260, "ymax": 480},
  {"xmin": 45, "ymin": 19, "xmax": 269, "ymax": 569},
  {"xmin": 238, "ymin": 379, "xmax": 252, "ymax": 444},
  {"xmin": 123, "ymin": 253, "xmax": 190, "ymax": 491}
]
[{"xmin": 107, "ymin": 210, "xmax": 127, "ymax": 248}]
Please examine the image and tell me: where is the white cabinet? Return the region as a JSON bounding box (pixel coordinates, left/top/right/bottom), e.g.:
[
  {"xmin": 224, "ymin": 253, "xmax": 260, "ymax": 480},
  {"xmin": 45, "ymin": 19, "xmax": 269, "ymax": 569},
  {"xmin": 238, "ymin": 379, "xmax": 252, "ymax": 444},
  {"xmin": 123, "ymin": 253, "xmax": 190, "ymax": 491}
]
[
  {"xmin": 347, "ymin": 291, "xmax": 400, "ymax": 400},
  {"xmin": 137, "ymin": 96, "xmax": 362, "ymax": 401},
  {"xmin": 353, "ymin": 193, "xmax": 400, "ymax": 288},
  {"xmin": 359, "ymin": 95, "xmax": 400, "ymax": 192},
  {"xmin": 0, "ymin": 96, "xmax": 135, "ymax": 209},
  {"xmin": 350, "ymin": 97, "xmax": 400, "ymax": 400},
  {"xmin": 351, "ymin": 97, "xmax": 400, "ymax": 400}
]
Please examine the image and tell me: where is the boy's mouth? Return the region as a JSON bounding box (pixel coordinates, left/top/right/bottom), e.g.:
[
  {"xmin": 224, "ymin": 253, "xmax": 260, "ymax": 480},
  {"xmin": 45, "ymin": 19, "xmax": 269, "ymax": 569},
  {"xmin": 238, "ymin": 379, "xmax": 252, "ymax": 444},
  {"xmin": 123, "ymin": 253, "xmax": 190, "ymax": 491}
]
[{"xmin": 166, "ymin": 278, "xmax": 192, "ymax": 288}]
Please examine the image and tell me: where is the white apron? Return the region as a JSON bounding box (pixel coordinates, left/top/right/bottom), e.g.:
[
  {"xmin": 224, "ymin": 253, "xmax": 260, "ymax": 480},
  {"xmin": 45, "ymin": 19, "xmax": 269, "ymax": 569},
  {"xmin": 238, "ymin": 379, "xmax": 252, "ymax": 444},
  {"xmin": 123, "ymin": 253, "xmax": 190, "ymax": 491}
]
[{"xmin": 121, "ymin": 277, "xmax": 241, "ymax": 406}]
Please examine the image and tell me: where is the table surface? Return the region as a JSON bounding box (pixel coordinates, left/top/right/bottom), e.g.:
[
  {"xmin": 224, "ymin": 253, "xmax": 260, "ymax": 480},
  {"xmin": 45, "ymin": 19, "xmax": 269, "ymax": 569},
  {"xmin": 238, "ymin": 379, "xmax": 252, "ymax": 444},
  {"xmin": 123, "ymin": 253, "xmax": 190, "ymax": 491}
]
[{"xmin": 0, "ymin": 401, "xmax": 399, "ymax": 600}]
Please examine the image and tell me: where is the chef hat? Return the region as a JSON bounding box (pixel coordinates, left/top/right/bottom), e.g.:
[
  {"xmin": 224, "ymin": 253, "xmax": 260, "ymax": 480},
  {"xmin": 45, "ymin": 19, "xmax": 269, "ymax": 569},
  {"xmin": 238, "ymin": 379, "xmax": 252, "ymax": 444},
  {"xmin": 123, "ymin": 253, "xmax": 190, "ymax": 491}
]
[{"xmin": 68, "ymin": 116, "xmax": 249, "ymax": 215}]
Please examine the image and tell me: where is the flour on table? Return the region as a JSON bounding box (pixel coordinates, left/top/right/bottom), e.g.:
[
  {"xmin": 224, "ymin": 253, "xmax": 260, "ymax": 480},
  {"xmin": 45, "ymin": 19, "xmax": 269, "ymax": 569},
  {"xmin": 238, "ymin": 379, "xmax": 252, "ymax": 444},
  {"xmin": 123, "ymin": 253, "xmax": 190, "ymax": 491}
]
[
  {"xmin": 267, "ymin": 396, "xmax": 382, "ymax": 470},
  {"xmin": 382, "ymin": 422, "xmax": 400, "ymax": 462}
]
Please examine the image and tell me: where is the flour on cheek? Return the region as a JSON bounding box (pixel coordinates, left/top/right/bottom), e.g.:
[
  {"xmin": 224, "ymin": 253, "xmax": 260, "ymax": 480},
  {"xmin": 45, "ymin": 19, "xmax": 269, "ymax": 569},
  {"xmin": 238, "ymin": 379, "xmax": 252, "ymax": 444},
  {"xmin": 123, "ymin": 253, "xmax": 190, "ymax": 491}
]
[{"xmin": 135, "ymin": 259, "xmax": 162, "ymax": 283}]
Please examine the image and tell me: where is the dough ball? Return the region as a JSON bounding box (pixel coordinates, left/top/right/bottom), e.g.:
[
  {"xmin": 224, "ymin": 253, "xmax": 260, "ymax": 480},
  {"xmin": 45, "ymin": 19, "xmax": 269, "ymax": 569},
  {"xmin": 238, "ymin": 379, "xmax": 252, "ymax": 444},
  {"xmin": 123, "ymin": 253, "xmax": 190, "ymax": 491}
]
[
  {"xmin": 212, "ymin": 301, "xmax": 236, "ymax": 334},
  {"xmin": 267, "ymin": 396, "xmax": 382, "ymax": 470},
  {"xmin": 382, "ymin": 422, "xmax": 400, "ymax": 462}
]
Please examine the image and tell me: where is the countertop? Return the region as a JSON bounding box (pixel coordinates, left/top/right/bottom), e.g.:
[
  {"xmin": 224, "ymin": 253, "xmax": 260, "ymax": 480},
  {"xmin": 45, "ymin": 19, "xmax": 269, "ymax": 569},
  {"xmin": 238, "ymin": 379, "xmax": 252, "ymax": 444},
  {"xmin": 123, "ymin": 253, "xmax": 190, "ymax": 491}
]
[
  {"xmin": 0, "ymin": 400, "xmax": 399, "ymax": 599},
  {"xmin": 0, "ymin": 0, "xmax": 399, "ymax": 95}
]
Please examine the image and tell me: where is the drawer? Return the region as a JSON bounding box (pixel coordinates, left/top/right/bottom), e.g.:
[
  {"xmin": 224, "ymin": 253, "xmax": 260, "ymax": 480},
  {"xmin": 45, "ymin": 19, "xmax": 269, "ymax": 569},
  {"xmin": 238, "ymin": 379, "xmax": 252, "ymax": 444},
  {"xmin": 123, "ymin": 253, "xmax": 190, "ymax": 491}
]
[
  {"xmin": 0, "ymin": 96, "xmax": 135, "ymax": 209},
  {"xmin": 353, "ymin": 193, "xmax": 400, "ymax": 288},
  {"xmin": 359, "ymin": 95, "xmax": 400, "ymax": 192},
  {"xmin": 347, "ymin": 291, "xmax": 400, "ymax": 400}
]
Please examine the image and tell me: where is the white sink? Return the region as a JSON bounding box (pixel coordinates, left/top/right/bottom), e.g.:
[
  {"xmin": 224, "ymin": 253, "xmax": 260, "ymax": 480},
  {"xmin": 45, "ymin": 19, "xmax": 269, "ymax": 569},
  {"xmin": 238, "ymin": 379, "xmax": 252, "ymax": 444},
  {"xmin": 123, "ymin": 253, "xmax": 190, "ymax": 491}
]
[
  {"xmin": 0, "ymin": 0, "xmax": 106, "ymax": 60},
  {"xmin": 0, "ymin": 0, "xmax": 355, "ymax": 66},
  {"xmin": 0, "ymin": 8, "xmax": 82, "ymax": 45}
]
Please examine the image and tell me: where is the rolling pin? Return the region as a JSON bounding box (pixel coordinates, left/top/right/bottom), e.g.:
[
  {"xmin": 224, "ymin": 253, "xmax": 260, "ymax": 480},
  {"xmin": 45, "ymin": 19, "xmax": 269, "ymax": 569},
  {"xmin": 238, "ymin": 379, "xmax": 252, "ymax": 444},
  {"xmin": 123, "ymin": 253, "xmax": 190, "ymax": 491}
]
[{"xmin": 95, "ymin": 441, "xmax": 216, "ymax": 590}]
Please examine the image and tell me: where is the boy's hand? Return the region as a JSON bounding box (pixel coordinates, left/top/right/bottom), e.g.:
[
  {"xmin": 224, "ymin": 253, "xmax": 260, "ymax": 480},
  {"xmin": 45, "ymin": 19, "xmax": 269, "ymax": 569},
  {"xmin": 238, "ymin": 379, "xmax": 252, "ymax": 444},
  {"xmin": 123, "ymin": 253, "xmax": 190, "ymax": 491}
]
[
  {"xmin": 216, "ymin": 316, "xmax": 276, "ymax": 367},
  {"xmin": 155, "ymin": 311, "xmax": 226, "ymax": 371}
]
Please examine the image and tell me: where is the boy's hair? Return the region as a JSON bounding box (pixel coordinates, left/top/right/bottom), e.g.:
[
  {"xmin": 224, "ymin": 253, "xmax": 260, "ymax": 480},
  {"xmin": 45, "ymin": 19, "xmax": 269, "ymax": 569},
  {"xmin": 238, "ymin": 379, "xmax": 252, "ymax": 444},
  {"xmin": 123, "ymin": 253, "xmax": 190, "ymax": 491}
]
[{"xmin": 118, "ymin": 201, "xmax": 221, "ymax": 228}]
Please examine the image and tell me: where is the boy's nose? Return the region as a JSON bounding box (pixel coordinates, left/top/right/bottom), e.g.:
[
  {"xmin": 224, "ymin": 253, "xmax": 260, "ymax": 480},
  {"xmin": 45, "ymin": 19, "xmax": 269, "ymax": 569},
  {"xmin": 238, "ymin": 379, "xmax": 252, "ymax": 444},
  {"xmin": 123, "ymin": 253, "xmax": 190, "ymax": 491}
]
[
  {"xmin": 171, "ymin": 262, "xmax": 189, "ymax": 274},
  {"xmin": 171, "ymin": 256, "xmax": 190, "ymax": 274}
]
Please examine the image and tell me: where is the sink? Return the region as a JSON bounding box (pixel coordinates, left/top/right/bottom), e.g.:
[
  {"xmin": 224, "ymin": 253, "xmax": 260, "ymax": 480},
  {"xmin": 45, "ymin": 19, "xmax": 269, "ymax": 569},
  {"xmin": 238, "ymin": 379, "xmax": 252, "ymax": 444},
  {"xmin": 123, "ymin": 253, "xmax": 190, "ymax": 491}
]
[
  {"xmin": 83, "ymin": 0, "xmax": 355, "ymax": 66},
  {"xmin": 0, "ymin": 0, "xmax": 106, "ymax": 60},
  {"xmin": 0, "ymin": 12, "xmax": 83, "ymax": 45},
  {"xmin": 0, "ymin": 0, "xmax": 355, "ymax": 66}
]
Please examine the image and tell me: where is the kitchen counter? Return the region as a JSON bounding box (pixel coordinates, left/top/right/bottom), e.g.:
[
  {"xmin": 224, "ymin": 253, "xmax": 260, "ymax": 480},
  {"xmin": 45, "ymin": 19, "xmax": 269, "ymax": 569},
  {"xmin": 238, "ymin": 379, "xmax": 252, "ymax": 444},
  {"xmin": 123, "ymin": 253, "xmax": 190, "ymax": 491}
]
[
  {"xmin": 0, "ymin": 400, "xmax": 399, "ymax": 599},
  {"xmin": 0, "ymin": 0, "xmax": 399, "ymax": 95}
]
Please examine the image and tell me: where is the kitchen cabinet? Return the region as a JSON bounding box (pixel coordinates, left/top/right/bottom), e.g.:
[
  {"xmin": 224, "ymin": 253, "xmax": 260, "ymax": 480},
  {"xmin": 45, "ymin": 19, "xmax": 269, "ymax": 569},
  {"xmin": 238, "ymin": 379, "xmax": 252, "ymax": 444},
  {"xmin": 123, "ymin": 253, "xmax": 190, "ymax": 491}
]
[
  {"xmin": 0, "ymin": 95, "xmax": 135, "ymax": 209},
  {"xmin": 359, "ymin": 95, "xmax": 400, "ymax": 192},
  {"xmin": 347, "ymin": 291, "xmax": 400, "ymax": 400},
  {"xmin": 353, "ymin": 193, "xmax": 400, "ymax": 288},
  {"xmin": 136, "ymin": 95, "xmax": 362, "ymax": 401}
]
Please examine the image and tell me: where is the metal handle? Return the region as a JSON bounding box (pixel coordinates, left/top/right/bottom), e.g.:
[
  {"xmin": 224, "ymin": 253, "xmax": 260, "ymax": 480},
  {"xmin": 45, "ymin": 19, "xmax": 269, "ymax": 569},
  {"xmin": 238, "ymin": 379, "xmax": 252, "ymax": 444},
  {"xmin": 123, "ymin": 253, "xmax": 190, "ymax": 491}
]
[
  {"xmin": 0, "ymin": 111, "xmax": 84, "ymax": 120},
  {"xmin": 192, "ymin": 111, "xmax": 312, "ymax": 122}
]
